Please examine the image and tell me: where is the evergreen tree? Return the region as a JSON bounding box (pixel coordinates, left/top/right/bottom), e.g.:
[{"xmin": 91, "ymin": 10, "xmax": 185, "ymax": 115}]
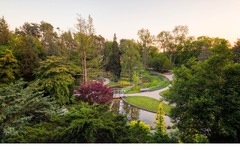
[
  {"xmin": 11, "ymin": 34, "xmax": 42, "ymax": 81},
  {"xmin": 0, "ymin": 80, "xmax": 60, "ymax": 142},
  {"xmin": 108, "ymin": 34, "xmax": 121, "ymax": 80},
  {"xmin": 34, "ymin": 56, "xmax": 80, "ymax": 105},
  {"xmin": 0, "ymin": 17, "xmax": 11, "ymax": 46},
  {"xmin": 155, "ymin": 102, "xmax": 166, "ymax": 135}
]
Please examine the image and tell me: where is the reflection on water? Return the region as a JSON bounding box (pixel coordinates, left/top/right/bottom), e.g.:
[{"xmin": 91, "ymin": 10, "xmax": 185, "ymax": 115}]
[{"xmin": 111, "ymin": 100, "xmax": 173, "ymax": 129}]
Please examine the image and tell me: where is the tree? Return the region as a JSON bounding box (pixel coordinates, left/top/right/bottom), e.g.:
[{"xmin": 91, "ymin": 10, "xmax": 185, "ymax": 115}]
[
  {"xmin": 7, "ymin": 103, "xmax": 130, "ymax": 143},
  {"xmin": 108, "ymin": 34, "xmax": 121, "ymax": 80},
  {"xmin": 34, "ymin": 56, "xmax": 80, "ymax": 105},
  {"xmin": 155, "ymin": 102, "xmax": 166, "ymax": 135},
  {"xmin": 157, "ymin": 31, "xmax": 173, "ymax": 53},
  {"xmin": 75, "ymin": 15, "xmax": 95, "ymax": 84},
  {"xmin": 137, "ymin": 28, "xmax": 154, "ymax": 68},
  {"xmin": 120, "ymin": 39, "xmax": 142, "ymax": 81},
  {"xmin": 165, "ymin": 39, "xmax": 240, "ymax": 143},
  {"xmin": 11, "ymin": 32, "xmax": 42, "ymax": 81},
  {"xmin": 39, "ymin": 21, "xmax": 62, "ymax": 57},
  {"xmin": 87, "ymin": 35, "xmax": 105, "ymax": 79},
  {"xmin": 0, "ymin": 80, "xmax": 60, "ymax": 142},
  {"xmin": 103, "ymin": 41, "xmax": 113, "ymax": 72},
  {"xmin": 148, "ymin": 53, "xmax": 172, "ymax": 72},
  {"xmin": 132, "ymin": 71, "xmax": 140, "ymax": 85},
  {"xmin": 0, "ymin": 16, "xmax": 12, "ymax": 46},
  {"xmin": 74, "ymin": 81, "xmax": 113, "ymax": 105},
  {"xmin": 0, "ymin": 49, "xmax": 19, "ymax": 87},
  {"xmin": 232, "ymin": 39, "xmax": 240, "ymax": 63},
  {"xmin": 156, "ymin": 25, "xmax": 189, "ymax": 65},
  {"xmin": 17, "ymin": 22, "xmax": 41, "ymax": 38},
  {"xmin": 128, "ymin": 120, "xmax": 151, "ymax": 143}
]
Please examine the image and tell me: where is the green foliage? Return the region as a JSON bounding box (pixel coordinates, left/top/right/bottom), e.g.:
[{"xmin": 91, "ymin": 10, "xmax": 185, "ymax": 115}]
[
  {"xmin": 11, "ymin": 34, "xmax": 42, "ymax": 80},
  {"xmin": 120, "ymin": 39, "xmax": 142, "ymax": 81},
  {"xmin": 148, "ymin": 53, "xmax": 172, "ymax": 72},
  {"xmin": 35, "ymin": 56, "xmax": 80, "ymax": 105},
  {"xmin": 232, "ymin": 39, "xmax": 240, "ymax": 63},
  {"xmin": 0, "ymin": 17, "xmax": 11, "ymax": 46},
  {"xmin": 0, "ymin": 80, "xmax": 59, "ymax": 142},
  {"xmin": 128, "ymin": 120, "xmax": 151, "ymax": 143},
  {"xmin": 0, "ymin": 49, "xmax": 19, "ymax": 87},
  {"xmin": 7, "ymin": 103, "xmax": 131, "ymax": 143},
  {"xmin": 166, "ymin": 41, "xmax": 240, "ymax": 143},
  {"xmin": 155, "ymin": 102, "xmax": 166, "ymax": 135},
  {"xmin": 107, "ymin": 34, "xmax": 121, "ymax": 79},
  {"xmin": 132, "ymin": 71, "xmax": 140, "ymax": 85}
]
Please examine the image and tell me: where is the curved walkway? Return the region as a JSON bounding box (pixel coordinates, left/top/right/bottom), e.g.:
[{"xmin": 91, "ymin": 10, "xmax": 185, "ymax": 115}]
[
  {"xmin": 103, "ymin": 78, "xmax": 110, "ymax": 85},
  {"xmin": 126, "ymin": 74, "xmax": 175, "ymax": 106}
]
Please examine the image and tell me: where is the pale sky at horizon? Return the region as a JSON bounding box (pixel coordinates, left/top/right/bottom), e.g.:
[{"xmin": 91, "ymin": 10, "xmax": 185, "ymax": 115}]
[{"xmin": 1, "ymin": 0, "xmax": 240, "ymax": 45}]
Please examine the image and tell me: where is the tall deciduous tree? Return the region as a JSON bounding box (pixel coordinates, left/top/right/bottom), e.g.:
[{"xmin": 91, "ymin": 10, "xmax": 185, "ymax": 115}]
[
  {"xmin": 157, "ymin": 25, "xmax": 189, "ymax": 65},
  {"xmin": 120, "ymin": 39, "xmax": 142, "ymax": 81},
  {"xmin": 75, "ymin": 15, "xmax": 95, "ymax": 84},
  {"xmin": 137, "ymin": 28, "xmax": 154, "ymax": 69}
]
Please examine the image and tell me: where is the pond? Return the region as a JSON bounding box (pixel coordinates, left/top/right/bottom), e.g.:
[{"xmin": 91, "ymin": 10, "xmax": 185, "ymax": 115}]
[{"xmin": 111, "ymin": 99, "xmax": 174, "ymax": 129}]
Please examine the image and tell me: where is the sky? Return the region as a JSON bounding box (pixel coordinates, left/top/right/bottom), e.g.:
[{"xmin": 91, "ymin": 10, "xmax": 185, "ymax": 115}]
[{"xmin": 1, "ymin": 0, "xmax": 240, "ymax": 45}]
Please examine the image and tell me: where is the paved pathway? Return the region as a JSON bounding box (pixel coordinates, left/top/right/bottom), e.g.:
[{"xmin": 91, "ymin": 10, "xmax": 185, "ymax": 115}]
[
  {"xmin": 105, "ymin": 73, "xmax": 175, "ymax": 126},
  {"xmin": 126, "ymin": 74, "xmax": 175, "ymax": 106},
  {"xmin": 103, "ymin": 78, "xmax": 110, "ymax": 85}
]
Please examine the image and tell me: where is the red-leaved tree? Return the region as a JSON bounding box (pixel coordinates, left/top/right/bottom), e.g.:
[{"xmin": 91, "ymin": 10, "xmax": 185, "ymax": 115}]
[{"xmin": 74, "ymin": 81, "xmax": 113, "ymax": 105}]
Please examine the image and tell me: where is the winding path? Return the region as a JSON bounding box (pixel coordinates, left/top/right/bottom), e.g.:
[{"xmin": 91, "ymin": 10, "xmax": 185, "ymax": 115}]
[
  {"xmin": 103, "ymin": 78, "xmax": 110, "ymax": 85},
  {"xmin": 105, "ymin": 73, "xmax": 174, "ymax": 126},
  {"xmin": 126, "ymin": 73, "xmax": 175, "ymax": 106}
]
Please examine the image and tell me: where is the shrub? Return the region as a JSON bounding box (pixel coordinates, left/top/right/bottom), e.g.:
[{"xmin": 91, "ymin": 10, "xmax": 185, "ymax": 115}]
[{"xmin": 74, "ymin": 81, "xmax": 113, "ymax": 105}]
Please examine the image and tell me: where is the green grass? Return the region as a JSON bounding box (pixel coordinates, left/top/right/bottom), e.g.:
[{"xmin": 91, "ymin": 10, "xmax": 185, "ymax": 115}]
[
  {"xmin": 126, "ymin": 71, "xmax": 170, "ymax": 94},
  {"xmin": 124, "ymin": 96, "xmax": 173, "ymax": 115}
]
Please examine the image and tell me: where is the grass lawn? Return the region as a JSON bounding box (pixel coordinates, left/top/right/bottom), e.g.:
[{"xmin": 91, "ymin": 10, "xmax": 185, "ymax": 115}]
[{"xmin": 124, "ymin": 96, "xmax": 173, "ymax": 115}]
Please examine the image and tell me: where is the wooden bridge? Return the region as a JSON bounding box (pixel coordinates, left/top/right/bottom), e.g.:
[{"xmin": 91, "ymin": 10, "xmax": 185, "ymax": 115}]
[{"xmin": 112, "ymin": 88, "xmax": 126, "ymax": 99}]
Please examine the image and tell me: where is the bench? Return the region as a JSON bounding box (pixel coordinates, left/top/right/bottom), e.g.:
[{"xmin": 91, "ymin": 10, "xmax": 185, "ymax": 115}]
[{"xmin": 140, "ymin": 88, "xmax": 149, "ymax": 92}]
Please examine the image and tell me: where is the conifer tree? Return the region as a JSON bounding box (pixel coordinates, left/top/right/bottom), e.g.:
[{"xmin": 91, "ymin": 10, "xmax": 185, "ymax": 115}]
[
  {"xmin": 155, "ymin": 102, "xmax": 166, "ymax": 135},
  {"xmin": 108, "ymin": 34, "xmax": 121, "ymax": 79},
  {"xmin": 0, "ymin": 80, "xmax": 59, "ymax": 142},
  {"xmin": 0, "ymin": 16, "xmax": 11, "ymax": 46}
]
